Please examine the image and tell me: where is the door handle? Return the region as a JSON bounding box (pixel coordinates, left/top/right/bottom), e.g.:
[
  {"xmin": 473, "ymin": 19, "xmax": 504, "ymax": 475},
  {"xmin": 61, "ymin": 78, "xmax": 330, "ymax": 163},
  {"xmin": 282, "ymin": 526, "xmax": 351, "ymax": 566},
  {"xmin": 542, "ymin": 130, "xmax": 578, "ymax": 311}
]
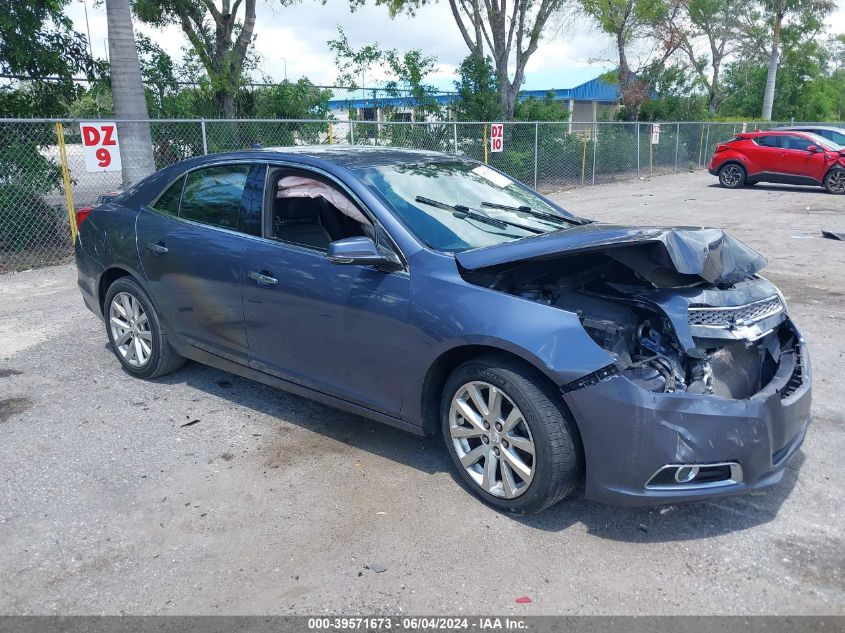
[
  {"xmin": 146, "ymin": 241, "xmax": 168, "ymax": 255},
  {"xmin": 248, "ymin": 270, "xmax": 278, "ymax": 287}
]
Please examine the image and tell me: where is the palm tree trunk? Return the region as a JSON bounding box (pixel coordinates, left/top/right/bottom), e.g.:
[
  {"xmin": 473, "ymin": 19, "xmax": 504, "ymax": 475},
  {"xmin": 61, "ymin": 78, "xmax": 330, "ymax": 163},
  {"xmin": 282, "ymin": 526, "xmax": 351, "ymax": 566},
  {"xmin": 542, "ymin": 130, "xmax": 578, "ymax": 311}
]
[
  {"xmin": 106, "ymin": 0, "xmax": 155, "ymax": 188},
  {"xmin": 761, "ymin": 13, "xmax": 782, "ymax": 121}
]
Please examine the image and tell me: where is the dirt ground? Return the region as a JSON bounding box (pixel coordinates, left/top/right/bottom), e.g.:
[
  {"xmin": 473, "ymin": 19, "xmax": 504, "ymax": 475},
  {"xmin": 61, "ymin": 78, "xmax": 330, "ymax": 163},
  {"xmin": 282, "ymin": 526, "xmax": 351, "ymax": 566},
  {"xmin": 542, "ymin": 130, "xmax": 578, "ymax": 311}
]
[{"xmin": 0, "ymin": 171, "xmax": 843, "ymax": 615}]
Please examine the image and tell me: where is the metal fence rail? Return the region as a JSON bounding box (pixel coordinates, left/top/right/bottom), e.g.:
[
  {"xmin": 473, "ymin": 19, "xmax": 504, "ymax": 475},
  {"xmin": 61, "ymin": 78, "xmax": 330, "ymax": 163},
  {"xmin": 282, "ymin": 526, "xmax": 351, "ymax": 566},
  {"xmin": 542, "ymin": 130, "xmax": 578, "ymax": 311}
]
[{"xmin": 0, "ymin": 117, "xmax": 839, "ymax": 272}]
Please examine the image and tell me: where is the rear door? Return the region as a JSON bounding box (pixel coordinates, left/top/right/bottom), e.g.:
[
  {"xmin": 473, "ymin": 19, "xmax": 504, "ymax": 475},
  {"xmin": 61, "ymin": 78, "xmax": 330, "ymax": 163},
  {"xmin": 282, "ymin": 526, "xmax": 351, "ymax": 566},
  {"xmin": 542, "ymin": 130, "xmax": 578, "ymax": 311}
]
[
  {"xmin": 136, "ymin": 162, "xmax": 265, "ymax": 363},
  {"xmin": 748, "ymin": 134, "xmax": 784, "ymax": 175}
]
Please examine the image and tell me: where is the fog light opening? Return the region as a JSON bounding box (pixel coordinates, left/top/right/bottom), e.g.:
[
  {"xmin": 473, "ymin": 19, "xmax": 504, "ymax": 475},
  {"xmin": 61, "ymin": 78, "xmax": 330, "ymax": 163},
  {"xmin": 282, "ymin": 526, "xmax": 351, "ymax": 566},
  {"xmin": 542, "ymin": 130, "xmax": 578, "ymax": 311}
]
[{"xmin": 674, "ymin": 466, "xmax": 700, "ymax": 483}]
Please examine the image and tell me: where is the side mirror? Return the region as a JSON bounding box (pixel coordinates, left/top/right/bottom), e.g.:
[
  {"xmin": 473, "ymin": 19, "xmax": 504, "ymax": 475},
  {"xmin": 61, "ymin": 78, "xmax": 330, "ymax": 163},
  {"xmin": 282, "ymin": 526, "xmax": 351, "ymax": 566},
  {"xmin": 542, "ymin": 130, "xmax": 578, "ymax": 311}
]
[
  {"xmin": 806, "ymin": 145, "xmax": 819, "ymax": 153},
  {"xmin": 327, "ymin": 236, "xmax": 402, "ymax": 271}
]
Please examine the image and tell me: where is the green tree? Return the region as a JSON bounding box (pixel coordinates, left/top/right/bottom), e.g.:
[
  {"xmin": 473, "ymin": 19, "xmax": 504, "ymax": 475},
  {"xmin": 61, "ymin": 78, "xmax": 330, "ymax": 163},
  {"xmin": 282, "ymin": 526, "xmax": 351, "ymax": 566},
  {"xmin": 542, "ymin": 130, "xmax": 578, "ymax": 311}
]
[
  {"xmin": 0, "ymin": 0, "xmax": 94, "ymax": 115},
  {"xmin": 578, "ymin": 0, "xmax": 682, "ymax": 117},
  {"xmin": 353, "ymin": 0, "xmax": 568, "ymax": 120},
  {"xmin": 513, "ymin": 91, "xmax": 570, "ymax": 120},
  {"xmin": 328, "ymin": 27, "xmax": 442, "ymax": 119},
  {"xmin": 133, "ymin": 0, "xmax": 260, "ymax": 118},
  {"xmin": 253, "ymin": 78, "xmax": 333, "ymax": 118},
  {"xmin": 758, "ymin": 0, "xmax": 834, "ymax": 119},
  {"xmin": 453, "ymin": 54, "xmax": 502, "ymax": 121},
  {"xmin": 674, "ymin": 0, "xmax": 750, "ymax": 113}
]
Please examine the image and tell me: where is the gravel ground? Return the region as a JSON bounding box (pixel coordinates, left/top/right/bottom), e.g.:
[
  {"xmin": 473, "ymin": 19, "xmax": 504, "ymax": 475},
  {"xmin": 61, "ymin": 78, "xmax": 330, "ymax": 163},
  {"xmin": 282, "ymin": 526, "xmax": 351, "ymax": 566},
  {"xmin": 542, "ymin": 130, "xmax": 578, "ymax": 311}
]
[{"xmin": 0, "ymin": 171, "xmax": 843, "ymax": 615}]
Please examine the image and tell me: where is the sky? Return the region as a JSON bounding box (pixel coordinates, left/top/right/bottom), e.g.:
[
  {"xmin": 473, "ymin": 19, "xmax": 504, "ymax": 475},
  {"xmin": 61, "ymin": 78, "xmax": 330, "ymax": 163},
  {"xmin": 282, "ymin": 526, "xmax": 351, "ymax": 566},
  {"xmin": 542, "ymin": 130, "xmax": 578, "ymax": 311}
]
[{"xmin": 66, "ymin": 0, "xmax": 845, "ymax": 96}]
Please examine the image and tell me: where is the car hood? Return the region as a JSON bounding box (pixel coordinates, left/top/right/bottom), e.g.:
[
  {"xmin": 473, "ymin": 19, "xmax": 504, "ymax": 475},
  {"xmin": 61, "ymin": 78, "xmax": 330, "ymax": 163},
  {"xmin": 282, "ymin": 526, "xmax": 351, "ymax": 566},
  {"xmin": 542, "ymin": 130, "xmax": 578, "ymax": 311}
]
[{"xmin": 454, "ymin": 224, "xmax": 767, "ymax": 286}]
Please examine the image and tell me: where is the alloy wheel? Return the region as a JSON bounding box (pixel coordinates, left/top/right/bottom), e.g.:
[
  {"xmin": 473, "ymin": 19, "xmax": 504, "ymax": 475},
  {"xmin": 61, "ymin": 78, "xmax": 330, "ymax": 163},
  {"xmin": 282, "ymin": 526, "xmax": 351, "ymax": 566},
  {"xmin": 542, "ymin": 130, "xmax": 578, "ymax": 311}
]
[
  {"xmin": 109, "ymin": 292, "xmax": 153, "ymax": 367},
  {"xmin": 720, "ymin": 165, "xmax": 743, "ymax": 187},
  {"xmin": 827, "ymin": 171, "xmax": 845, "ymax": 194},
  {"xmin": 449, "ymin": 381, "xmax": 535, "ymax": 499}
]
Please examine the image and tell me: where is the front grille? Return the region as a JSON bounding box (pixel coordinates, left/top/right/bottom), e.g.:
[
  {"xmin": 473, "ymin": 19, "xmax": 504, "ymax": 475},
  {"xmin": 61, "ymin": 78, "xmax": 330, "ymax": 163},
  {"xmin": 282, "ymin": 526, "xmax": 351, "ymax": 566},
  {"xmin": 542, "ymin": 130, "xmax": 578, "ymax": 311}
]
[{"xmin": 688, "ymin": 296, "xmax": 783, "ymax": 329}]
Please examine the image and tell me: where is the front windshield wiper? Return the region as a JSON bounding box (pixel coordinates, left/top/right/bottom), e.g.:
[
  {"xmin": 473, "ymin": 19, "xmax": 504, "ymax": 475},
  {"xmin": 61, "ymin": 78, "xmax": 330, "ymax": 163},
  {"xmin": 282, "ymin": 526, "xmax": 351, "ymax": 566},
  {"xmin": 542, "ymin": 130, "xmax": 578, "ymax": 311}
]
[
  {"xmin": 480, "ymin": 201, "xmax": 581, "ymax": 226},
  {"xmin": 414, "ymin": 196, "xmax": 544, "ymax": 234}
]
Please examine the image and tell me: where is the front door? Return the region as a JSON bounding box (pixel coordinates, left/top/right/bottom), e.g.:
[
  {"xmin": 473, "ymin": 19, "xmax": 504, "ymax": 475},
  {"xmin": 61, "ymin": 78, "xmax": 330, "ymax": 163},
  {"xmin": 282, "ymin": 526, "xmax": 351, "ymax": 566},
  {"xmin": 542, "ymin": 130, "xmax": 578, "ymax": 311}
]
[
  {"xmin": 243, "ymin": 168, "xmax": 413, "ymax": 416},
  {"xmin": 136, "ymin": 163, "xmax": 265, "ymax": 363},
  {"xmin": 777, "ymin": 135, "xmax": 829, "ymax": 182}
]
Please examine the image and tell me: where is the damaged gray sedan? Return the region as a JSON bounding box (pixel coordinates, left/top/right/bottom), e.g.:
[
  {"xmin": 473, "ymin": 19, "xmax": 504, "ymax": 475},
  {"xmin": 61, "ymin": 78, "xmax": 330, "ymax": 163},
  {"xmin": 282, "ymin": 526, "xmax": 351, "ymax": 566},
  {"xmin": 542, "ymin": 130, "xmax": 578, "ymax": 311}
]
[{"xmin": 75, "ymin": 148, "xmax": 811, "ymax": 514}]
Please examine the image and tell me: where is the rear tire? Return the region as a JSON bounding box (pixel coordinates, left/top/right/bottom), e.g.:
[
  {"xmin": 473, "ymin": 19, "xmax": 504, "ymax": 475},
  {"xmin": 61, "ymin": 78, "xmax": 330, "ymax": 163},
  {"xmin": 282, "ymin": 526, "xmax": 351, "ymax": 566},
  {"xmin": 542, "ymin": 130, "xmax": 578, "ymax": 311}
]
[
  {"xmin": 824, "ymin": 170, "xmax": 845, "ymax": 194},
  {"xmin": 104, "ymin": 277, "xmax": 185, "ymax": 379},
  {"xmin": 718, "ymin": 163, "xmax": 746, "ymax": 189},
  {"xmin": 441, "ymin": 356, "xmax": 583, "ymax": 514}
]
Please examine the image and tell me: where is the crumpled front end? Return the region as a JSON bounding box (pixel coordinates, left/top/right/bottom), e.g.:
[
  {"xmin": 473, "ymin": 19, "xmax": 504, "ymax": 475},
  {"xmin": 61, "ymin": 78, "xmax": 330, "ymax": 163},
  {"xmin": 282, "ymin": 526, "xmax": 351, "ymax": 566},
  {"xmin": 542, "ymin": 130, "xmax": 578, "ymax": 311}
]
[
  {"xmin": 457, "ymin": 225, "xmax": 812, "ymax": 506},
  {"xmin": 563, "ymin": 327, "xmax": 811, "ymax": 505}
]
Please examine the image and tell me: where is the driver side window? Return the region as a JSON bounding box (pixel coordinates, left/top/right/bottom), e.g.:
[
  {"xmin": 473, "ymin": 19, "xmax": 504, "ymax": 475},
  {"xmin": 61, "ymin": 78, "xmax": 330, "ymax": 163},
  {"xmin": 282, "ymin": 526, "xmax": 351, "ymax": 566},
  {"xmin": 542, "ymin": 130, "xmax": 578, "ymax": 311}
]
[{"xmin": 267, "ymin": 169, "xmax": 373, "ymax": 251}]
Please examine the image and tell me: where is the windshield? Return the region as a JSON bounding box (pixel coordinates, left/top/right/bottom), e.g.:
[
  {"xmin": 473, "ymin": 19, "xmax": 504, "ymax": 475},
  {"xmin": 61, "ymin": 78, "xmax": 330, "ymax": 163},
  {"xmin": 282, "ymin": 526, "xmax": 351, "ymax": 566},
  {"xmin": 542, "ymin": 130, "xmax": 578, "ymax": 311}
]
[{"xmin": 354, "ymin": 160, "xmax": 581, "ymax": 252}]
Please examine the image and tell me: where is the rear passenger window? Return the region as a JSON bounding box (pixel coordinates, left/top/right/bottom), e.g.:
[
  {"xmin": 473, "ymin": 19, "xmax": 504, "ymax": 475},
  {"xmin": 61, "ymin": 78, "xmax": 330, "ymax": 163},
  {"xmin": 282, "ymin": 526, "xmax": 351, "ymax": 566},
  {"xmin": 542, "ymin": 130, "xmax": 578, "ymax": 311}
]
[
  {"xmin": 180, "ymin": 165, "xmax": 252, "ymax": 231},
  {"xmin": 152, "ymin": 176, "xmax": 184, "ymax": 215},
  {"xmin": 755, "ymin": 135, "xmax": 782, "ymax": 148}
]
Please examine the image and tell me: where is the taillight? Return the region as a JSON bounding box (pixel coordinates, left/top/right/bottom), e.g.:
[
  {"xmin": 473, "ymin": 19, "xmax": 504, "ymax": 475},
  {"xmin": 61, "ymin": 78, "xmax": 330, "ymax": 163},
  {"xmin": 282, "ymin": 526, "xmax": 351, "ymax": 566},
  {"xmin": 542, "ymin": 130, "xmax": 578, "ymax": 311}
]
[
  {"xmin": 75, "ymin": 207, "xmax": 93, "ymax": 226},
  {"xmin": 715, "ymin": 143, "xmax": 729, "ymax": 152}
]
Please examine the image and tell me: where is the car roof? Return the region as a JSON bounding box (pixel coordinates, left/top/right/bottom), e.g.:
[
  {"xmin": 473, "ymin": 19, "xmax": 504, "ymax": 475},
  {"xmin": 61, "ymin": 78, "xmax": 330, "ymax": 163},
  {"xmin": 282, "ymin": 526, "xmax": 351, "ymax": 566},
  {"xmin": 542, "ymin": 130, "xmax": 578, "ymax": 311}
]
[
  {"xmin": 259, "ymin": 145, "xmax": 466, "ymax": 169},
  {"xmin": 774, "ymin": 125, "xmax": 845, "ymax": 132}
]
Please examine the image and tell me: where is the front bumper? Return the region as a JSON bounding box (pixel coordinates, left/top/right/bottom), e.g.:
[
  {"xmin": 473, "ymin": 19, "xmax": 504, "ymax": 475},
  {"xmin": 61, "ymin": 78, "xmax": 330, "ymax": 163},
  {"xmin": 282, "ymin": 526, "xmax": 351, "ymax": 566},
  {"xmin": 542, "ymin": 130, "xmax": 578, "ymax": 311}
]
[{"xmin": 563, "ymin": 340, "xmax": 811, "ymax": 506}]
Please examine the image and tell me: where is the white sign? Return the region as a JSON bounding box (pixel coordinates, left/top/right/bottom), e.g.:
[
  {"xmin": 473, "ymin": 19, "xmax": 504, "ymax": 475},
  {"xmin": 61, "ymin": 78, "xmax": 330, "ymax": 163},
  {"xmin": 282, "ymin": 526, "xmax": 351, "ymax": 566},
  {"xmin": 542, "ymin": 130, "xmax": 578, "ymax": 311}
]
[
  {"xmin": 651, "ymin": 123, "xmax": 661, "ymax": 145},
  {"xmin": 490, "ymin": 123, "xmax": 504, "ymax": 152},
  {"xmin": 80, "ymin": 121, "xmax": 122, "ymax": 172}
]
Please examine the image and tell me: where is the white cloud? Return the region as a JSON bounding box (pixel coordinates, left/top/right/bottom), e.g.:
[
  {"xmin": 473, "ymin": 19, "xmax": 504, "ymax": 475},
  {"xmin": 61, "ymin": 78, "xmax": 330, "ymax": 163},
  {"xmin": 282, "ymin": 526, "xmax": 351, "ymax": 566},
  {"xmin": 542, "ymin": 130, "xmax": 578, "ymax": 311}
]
[{"xmin": 65, "ymin": 0, "xmax": 845, "ymax": 94}]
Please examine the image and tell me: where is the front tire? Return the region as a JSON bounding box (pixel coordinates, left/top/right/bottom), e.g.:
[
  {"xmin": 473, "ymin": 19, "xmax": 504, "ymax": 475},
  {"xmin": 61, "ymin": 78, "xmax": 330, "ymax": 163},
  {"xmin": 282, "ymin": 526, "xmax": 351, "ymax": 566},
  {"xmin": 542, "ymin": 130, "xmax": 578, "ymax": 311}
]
[
  {"xmin": 824, "ymin": 170, "xmax": 845, "ymax": 194},
  {"xmin": 104, "ymin": 277, "xmax": 185, "ymax": 379},
  {"xmin": 718, "ymin": 163, "xmax": 746, "ymax": 189},
  {"xmin": 441, "ymin": 356, "xmax": 583, "ymax": 514}
]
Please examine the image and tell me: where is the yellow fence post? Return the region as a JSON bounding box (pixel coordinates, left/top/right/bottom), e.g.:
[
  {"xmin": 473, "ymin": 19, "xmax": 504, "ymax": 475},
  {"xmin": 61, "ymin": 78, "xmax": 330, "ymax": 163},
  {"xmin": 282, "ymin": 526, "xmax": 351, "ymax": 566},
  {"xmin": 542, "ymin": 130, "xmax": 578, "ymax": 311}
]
[
  {"xmin": 55, "ymin": 122, "xmax": 77, "ymax": 243},
  {"xmin": 328, "ymin": 121, "xmax": 334, "ymax": 145},
  {"xmin": 483, "ymin": 124, "xmax": 488, "ymax": 164}
]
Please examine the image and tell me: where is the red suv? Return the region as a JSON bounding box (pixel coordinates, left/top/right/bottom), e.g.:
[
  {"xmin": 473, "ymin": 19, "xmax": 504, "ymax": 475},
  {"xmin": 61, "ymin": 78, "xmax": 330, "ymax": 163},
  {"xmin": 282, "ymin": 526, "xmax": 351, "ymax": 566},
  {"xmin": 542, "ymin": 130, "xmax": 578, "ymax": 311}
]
[{"xmin": 709, "ymin": 130, "xmax": 845, "ymax": 194}]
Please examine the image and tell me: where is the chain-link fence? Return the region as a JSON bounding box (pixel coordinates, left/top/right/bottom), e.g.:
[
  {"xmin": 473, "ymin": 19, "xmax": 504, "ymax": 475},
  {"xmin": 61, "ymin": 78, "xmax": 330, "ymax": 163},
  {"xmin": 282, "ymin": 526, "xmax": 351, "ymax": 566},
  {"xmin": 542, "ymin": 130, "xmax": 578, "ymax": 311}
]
[{"xmin": 0, "ymin": 117, "xmax": 839, "ymax": 272}]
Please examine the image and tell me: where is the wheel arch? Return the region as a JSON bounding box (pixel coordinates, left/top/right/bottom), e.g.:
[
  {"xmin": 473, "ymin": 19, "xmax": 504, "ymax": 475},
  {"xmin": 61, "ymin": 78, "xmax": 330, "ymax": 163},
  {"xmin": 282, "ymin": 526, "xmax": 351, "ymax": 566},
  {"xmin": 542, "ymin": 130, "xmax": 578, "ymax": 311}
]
[
  {"xmin": 97, "ymin": 266, "xmax": 136, "ymax": 313},
  {"xmin": 419, "ymin": 344, "xmax": 580, "ymax": 440}
]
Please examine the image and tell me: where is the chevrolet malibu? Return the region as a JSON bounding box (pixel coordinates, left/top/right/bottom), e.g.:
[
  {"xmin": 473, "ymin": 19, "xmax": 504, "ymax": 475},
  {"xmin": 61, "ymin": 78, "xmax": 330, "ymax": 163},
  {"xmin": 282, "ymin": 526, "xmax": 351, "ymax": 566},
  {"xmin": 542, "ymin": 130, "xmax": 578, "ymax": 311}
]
[{"xmin": 74, "ymin": 147, "xmax": 811, "ymax": 514}]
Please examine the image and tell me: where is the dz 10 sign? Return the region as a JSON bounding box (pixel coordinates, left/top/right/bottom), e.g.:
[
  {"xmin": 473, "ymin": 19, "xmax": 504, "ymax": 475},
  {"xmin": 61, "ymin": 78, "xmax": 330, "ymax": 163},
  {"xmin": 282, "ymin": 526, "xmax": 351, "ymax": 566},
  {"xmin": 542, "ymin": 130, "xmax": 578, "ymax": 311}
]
[
  {"xmin": 80, "ymin": 122, "xmax": 122, "ymax": 172},
  {"xmin": 490, "ymin": 123, "xmax": 504, "ymax": 152}
]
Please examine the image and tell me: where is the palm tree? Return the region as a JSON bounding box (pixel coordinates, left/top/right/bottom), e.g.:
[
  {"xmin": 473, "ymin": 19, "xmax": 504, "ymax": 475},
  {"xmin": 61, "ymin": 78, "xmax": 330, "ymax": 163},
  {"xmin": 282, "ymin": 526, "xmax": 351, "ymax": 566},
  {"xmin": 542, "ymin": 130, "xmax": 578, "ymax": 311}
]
[
  {"xmin": 760, "ymin": 0, "xmax": 833, "ymax": 120},
  {"xmin": 106, "ymin": 0, "xmax": 155, "ymax": 187}
]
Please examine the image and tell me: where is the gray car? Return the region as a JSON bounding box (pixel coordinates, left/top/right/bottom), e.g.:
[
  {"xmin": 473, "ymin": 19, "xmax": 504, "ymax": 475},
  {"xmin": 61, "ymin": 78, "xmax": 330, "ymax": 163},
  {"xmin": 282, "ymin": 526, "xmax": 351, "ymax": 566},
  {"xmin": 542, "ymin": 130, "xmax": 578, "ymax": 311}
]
[
  {"xmin": 74, "ymin": 147, "xmax": 812, "ymax": 514},
  {"xmin": 775, "ymin": 125, "xmax": 845, "ymax": 148}
]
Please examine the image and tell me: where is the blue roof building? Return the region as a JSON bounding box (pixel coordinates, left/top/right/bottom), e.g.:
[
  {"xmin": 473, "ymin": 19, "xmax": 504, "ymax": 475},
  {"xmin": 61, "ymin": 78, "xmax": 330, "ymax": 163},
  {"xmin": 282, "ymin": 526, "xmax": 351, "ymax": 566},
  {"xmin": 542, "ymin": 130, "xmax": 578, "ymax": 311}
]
[{"xmin": 327, "ymin": 74, "xmax": 621, "ymax": 124}]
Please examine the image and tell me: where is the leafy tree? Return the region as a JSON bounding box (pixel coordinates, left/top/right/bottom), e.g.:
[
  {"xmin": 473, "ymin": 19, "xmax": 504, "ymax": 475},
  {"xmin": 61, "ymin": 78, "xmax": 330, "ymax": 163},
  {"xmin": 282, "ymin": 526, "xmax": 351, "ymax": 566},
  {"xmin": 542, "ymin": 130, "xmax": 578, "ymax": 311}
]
[
  {"xmin": 353, "ymin": 0, "xmax": 567, "ymax": 119},
  {"xmin": 137, "ymin": 34, "xmax": 181, "ymax": 114},
  {"xmin": 757, "ymin": 0, "xmax": 834, "ymax": 119},
  {"xmin": 578, "ymin": 0, "xmax": 682, "ymax": 117},
  {"xmin": 252, "ymin": 78, "xmax": 333, "ymax": 118},
  {"xmin": 513, "ymin": 91, "xmax": 570, "ymax": 120},
  {"xmin": 0, "ymin": 1, "xmax": 93, "ymax": 81},
  {"xmin": 328, "ymin": 27, "xmax": 442, "ymax": 119},
  {"xmin": 720, "ymin": 30, "xmax": 842, "ymax": 121},
  {"xmin": 673, "ymin": 0, "xmax": 751, "ymax": 113},
  {"xmin": 133, "ymin": 0, "xmax": 260, "ymax": 118},
  {"xmin": 453, "ymin": 54, "xmax": 502, "ymax": 121}
]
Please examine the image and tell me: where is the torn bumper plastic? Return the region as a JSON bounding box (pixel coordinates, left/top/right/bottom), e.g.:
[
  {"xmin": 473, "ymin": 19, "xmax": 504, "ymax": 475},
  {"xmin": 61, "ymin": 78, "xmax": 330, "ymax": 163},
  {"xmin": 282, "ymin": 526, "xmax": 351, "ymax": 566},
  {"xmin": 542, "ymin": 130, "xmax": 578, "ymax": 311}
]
[{"xmin": 563, "ymin": 339, "xmax": 812, "ymax": 506}]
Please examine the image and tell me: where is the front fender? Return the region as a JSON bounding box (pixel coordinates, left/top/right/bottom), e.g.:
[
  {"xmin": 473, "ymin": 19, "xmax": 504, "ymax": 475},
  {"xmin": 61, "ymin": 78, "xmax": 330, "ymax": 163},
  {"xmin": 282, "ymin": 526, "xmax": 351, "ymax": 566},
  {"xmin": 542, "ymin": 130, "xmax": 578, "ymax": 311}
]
[{"xmin": 400, "ymin": 256, "xmax": 614, "ymax": 425}]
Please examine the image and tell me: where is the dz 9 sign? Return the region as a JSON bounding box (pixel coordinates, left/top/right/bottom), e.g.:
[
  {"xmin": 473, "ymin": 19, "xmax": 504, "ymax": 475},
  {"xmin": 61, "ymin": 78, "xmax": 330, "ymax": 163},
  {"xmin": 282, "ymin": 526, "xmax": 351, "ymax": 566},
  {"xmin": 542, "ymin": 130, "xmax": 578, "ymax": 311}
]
[
  {"xmin": 490, "ymin": 123, "xmax": 504, "ymax": 152},
  {"xmin": 80, "ymin": 122, "xmax": 122, "ymax": 172}
]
